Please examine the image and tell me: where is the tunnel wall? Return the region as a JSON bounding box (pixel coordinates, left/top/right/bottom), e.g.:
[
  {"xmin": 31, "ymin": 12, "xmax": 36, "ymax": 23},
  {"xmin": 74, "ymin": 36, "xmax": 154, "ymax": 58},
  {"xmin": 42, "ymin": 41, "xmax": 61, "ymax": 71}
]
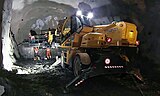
[
  {"xmin": 2, "ymin": 0, "xmax": 20, "ymax": 71},
  {"xmin": 0, "ymin": 0, "xmax": 5, "ymax": 68}
]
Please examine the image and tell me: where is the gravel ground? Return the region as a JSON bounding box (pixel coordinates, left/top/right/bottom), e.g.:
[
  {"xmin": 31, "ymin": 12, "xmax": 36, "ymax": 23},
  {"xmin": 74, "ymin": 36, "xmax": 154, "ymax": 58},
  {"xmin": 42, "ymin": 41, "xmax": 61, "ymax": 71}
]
[{"xmin": 1, "ymin": 59, "xmax": 160, "ymax": 96}]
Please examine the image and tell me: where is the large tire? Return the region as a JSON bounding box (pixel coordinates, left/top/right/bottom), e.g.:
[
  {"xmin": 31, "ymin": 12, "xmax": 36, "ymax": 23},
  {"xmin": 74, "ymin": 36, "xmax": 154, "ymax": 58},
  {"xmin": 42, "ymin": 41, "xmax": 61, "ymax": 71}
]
[
  {"xmin": 73, "ymin": 55, "xmax": 82, "ymax": 76},
  {"xmin": 73, "ymin": 55, "xmax": 90, "ymax": 76}
]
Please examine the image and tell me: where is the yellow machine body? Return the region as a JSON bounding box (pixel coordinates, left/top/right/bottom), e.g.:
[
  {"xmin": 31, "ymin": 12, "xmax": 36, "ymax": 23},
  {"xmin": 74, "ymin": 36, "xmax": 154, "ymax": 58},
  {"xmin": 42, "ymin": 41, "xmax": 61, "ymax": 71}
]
[
  {"xmin": 81, "ymin": 22, "xmax": 138, "ymax": 48},
  {"xmin": 57, "ymin": 16, "xmax": 138, "ymax": 66}
]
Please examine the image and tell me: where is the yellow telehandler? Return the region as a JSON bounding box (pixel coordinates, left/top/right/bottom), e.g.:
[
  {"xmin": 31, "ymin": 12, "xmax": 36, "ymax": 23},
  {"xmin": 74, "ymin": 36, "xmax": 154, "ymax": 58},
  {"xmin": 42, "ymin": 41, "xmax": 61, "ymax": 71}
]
[{"xmin": 55, "ymin": 13, "xmax": 142, "ymax": 90}]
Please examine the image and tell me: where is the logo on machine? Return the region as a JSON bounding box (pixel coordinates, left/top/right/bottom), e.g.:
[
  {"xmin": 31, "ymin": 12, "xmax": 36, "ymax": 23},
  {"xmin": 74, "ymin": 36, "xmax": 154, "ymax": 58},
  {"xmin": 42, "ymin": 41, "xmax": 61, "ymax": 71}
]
[{"xmin": 105, "ymin": 58, "xmax": 110, "ymax": 64}]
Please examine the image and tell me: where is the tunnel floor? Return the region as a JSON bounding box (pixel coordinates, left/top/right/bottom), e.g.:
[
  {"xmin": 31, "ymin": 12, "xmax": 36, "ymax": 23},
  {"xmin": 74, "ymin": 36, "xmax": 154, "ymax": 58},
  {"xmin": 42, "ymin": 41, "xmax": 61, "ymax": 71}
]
[{"xmin": 2, "ymin": 59, "xmax": 160, "ymax": 96}]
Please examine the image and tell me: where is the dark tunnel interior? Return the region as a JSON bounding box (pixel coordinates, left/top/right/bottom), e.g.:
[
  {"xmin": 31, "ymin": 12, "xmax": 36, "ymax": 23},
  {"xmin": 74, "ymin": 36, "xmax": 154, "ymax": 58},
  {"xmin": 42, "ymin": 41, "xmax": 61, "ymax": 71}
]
[{"xmin": 0, "ymin": 0, "xmax": 160, "ymax": 96}]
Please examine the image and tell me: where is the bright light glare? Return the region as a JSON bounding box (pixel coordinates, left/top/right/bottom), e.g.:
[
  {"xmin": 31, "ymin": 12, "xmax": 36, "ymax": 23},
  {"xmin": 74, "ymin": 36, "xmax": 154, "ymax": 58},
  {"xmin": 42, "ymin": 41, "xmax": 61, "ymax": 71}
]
[
  {"xmin": 87, "ymin": 12, "xmax": 93, "ymax": 18},
  {"xmin": 76, "ymin": 10, "xmax": 82, "ymax": 16}
]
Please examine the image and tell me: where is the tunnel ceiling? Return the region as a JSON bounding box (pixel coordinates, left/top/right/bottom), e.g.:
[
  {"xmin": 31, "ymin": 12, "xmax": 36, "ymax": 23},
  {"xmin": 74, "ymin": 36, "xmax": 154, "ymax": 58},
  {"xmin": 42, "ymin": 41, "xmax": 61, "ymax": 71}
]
[{"xmin": 11, "ymin": 0, "xmax": 111, "ymax": 44}]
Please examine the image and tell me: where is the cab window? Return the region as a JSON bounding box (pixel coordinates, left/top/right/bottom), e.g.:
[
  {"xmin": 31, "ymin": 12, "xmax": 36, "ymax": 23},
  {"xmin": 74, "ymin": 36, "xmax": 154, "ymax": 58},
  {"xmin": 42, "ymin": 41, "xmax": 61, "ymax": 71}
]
[{"xmin": 71, "ymin": 16, "xmax": 82, "ymax": 33}]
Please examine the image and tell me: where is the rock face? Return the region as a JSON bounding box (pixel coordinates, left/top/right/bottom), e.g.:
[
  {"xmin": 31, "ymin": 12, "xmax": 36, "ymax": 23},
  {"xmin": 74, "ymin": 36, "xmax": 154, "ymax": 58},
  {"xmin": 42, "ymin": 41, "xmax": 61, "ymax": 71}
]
[
  {"xmin": 2, "ymin": 0, "xmax": 20, "ymax": 71},
  {"xmin": 0, "ymin": 0, "xmax": 5, "ymax": 68},
  {"xmin": 113, "ymin": 0, "xmax": 160, "ymax": 79},
  {"xmin": 140, "ymin": 0, "xmax": 160, "ymax": 64},
  {"xmin": 121, "ymin": 0, "xmax": 160, "ymax": 68},
  {"xmin": 0, "ymin": 85, "xmax": 4, "ymax": 95}
]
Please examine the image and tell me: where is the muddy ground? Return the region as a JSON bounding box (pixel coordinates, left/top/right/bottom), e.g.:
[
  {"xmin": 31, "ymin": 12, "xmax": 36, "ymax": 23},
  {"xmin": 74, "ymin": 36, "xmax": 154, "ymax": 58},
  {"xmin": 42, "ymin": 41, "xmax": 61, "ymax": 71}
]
[{"xmin": 0, "ymin": 58, "xmax": 160, "ymax": 96}]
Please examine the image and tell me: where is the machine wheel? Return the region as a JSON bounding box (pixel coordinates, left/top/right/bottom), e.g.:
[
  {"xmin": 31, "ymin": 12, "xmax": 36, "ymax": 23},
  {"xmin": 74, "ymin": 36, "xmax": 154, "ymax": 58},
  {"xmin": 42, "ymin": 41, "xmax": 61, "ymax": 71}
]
[
  {"xmin": 73, "ymin": 55, "xmax": 82, "ymax": 76},
  {"xmin": 73, "ymin": 55, "xmax": 90, "ymax": 76}
]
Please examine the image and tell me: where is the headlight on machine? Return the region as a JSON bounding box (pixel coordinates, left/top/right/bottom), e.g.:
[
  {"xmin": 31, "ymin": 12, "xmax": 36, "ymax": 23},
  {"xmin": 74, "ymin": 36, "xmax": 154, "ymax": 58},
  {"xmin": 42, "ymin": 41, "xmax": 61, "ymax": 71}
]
[
  {"xmin": 87, "ymin": 12, "xmax": 93, "ymax": 19},
  {"xmin": 76, "ymin": 10, "xmax": 94, "ymax": 19},
  {"xmin": 76, "ymin": 10, "xmax": 82, "ymax": 16}
]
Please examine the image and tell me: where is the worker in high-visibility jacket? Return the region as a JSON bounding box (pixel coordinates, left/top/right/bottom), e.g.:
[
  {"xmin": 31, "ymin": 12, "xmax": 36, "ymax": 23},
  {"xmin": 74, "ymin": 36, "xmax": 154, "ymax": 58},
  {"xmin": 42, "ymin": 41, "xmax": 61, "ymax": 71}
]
[
  {"xmin": 48, "ymin": 31, "xmax": 53, "ymax": 46},
  {"xmin": 46, "ymin": 47, "xmax": 51, "ymax": 59}
]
